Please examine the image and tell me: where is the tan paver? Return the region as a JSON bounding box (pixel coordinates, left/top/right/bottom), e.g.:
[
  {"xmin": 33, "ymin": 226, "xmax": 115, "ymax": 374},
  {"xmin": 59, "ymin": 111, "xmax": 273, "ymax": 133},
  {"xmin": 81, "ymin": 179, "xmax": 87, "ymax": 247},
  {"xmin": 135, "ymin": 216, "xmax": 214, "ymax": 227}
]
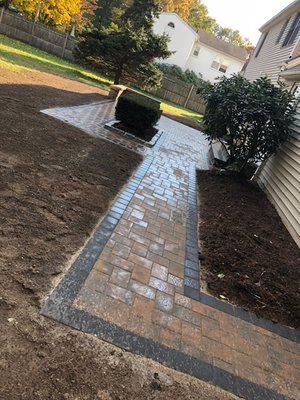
[{"xmin": 45, "ymin": 101, "xmax": 299, "ymax": 400}]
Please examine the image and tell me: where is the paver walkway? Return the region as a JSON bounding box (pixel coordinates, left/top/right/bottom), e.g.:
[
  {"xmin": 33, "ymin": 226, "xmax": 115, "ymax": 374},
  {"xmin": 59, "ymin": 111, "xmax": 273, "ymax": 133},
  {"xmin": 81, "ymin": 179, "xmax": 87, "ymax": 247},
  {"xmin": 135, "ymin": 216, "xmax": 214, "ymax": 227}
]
[
  {"xmin": 42, "ymin": 101, "xmax": 300, "ymax": 400},
  {"xmin": 43, "ymin": 100, "xmax": 149, "ymax": 155}
]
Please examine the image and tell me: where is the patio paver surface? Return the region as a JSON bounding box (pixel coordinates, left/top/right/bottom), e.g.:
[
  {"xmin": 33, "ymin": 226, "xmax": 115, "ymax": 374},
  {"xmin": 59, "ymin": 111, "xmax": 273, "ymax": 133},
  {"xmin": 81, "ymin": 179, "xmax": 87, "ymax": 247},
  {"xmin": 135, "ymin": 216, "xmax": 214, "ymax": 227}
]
[{"xmin": 42, "ymin": 101, "xmax": 300, "ymax": 400}]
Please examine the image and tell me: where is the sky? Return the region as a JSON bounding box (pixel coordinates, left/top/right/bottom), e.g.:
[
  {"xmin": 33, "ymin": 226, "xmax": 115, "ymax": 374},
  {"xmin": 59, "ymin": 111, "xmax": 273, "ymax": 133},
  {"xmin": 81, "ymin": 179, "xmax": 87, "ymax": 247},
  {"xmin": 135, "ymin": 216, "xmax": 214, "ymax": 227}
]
[{"xmin": 203, "ymin": 0, "xmax": 294, "ymax": 44}]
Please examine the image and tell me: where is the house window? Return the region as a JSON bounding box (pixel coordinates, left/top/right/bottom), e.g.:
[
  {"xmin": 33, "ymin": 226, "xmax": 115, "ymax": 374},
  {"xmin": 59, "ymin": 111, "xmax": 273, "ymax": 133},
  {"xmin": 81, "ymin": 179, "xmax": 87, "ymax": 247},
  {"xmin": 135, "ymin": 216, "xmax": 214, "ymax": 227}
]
[
  {"xmin": 255, "ymin": 31, "xmax": 268, "ymax": 57},
  {"xmin": 276, "ymin": 18, "xmax": 290, "ymax": 44},
  {"xmin": 167, "ymin": 22, "xmax": 175, "ymax": 28},
  {"xmin": 211, "ymin": 57, "xmax": 228, "ymax": 73},
  {"xmin": 283, "ymin": 13, "xmax": 300, "ymax": 46},
  {"xmin": 193, "ymin": 46, "xmax": 200, "ymax": 56}
]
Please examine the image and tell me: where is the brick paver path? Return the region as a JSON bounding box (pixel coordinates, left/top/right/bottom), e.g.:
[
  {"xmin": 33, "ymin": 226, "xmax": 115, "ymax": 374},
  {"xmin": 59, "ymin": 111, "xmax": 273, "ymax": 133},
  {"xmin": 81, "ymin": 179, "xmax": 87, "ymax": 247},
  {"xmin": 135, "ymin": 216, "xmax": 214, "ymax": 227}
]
[
  {"xmin": 42, "ymin": 101, "xmax": 300, "ymax": 400},
  {"xmin": 42, "ymin": 100, "xmax": 149, "ymax": 155}
]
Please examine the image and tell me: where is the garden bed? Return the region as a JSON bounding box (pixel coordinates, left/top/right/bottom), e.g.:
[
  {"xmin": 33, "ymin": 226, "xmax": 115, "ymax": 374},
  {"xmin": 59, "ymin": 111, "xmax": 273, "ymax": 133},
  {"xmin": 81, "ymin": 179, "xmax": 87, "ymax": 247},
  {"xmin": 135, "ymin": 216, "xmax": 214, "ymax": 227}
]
[{"xmin": 197, "ymin": 170, "xmax": 300, "ymax": 329}]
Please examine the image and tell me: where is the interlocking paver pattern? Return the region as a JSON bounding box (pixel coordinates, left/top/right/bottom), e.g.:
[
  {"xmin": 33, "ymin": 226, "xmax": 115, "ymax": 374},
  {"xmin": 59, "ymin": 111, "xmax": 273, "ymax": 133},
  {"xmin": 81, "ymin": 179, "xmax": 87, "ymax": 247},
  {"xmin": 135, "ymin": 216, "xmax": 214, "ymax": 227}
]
[
  {"xmin": 42, "ymin": 100, "xmax": 149, "ymax": 155},
  {"xmin": 44, "ymin": 100, "xmax": 300, "ymax": 400}
]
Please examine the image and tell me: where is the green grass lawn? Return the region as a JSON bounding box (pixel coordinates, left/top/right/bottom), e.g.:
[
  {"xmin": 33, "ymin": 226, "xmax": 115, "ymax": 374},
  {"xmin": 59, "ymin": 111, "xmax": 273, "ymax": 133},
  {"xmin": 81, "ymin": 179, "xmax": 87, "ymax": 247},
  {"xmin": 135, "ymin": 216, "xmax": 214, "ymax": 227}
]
[
  {"xmin": 0, "ymin": 34, "xmax": 203, "ymax": 127},
  {"xmin": 0, "ymin": 34, "xmax": 112, "ymax": 90},
  {"xmin": 154, "ymin": 97, "xmax": 203, "ymax": 129}
]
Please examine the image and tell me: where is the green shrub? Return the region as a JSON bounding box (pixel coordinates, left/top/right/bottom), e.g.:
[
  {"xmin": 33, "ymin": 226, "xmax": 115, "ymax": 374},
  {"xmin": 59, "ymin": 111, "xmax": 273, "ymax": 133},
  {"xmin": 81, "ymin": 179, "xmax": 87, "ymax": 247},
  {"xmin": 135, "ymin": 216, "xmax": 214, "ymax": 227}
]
[
  {"xmin": 115, "ymin": 90, "xmax": 162, "ymax": 130},
  {"xmin": 202, "ymin": 75, "xmax": 296, "ymax": 173},
  {"xmin": 156, "ymin": 63, "xmax": 211, "ymax": 93}
]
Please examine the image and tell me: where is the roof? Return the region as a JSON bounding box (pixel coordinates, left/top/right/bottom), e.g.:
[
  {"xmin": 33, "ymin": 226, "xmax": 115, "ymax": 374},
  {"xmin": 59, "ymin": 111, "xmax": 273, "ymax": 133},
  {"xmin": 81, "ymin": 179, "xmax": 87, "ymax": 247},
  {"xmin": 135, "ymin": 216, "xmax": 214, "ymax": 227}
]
[
  {"xmin": 260, "ymin": 0, "xmax": 300, "ymax": 32},
  {"xmin": 160, "ymin": 12, "xmax": 198, "ymax": 37},
  {"xmin": 160, "ymin": 12, "xmax": 247, "ymax": 62},
  {"xmin": 197, "ymin": 29, "xmax": 248, "ymax": 61}
]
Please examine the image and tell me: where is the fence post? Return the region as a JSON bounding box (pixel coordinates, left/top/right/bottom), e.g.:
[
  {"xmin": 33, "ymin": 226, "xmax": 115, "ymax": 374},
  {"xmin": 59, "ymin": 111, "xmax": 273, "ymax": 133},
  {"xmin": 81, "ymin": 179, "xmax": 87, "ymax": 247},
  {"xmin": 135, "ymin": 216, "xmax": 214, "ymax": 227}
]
[
  {"xmin": 61, "ymin": 32, "xmax": 69, "ymax": 58},
  {"xmin": 184, "ymin": 84, "xmax": 194, "ymax": 109},
  {"xmin": 30, "ymin": 20, "xmax": 36, "ymax": 44},
  {"xmin": 0, "ymin": 7, "xmax": 5, "ymax": 26},
  {"xmin": 30, "ymin": 1, "xmax": 41, "ymax": 44}
]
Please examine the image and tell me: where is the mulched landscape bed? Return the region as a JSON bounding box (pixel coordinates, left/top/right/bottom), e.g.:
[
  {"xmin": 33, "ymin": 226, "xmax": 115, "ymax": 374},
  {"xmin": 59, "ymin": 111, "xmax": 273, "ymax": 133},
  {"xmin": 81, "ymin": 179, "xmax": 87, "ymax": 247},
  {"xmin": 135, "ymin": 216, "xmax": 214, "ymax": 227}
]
[{"xmin": 197, "ymin": 170, "xmax": 300, "ymax": 329}]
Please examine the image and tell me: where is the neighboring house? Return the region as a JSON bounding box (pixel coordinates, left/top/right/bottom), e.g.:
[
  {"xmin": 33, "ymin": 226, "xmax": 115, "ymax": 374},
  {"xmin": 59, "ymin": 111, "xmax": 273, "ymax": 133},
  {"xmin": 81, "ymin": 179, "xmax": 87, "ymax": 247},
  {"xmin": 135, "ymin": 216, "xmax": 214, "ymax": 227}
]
[
  {"xmin": 244, "ymin": 1, "xmax": 300, "ymax": 248},
  {"xmin": 244, "ymin": 0, "xmax": 300, "ymax": 86},
  {"xmin": 153, "ymin": 12, "xmax": 247, "ymax": 83}
]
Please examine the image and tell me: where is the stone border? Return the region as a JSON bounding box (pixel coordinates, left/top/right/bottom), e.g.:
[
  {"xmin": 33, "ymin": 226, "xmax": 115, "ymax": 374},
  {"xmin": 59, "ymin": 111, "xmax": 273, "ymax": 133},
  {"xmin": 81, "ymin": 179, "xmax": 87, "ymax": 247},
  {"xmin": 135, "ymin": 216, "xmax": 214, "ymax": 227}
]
[
  {"xmin": 41, "ymin": 129, "xmax": 165, "ymax": 314},
  {"xmin": 184, "ymin": 164, "xmax": 300, "ymax": 344},
  {"xmin": 41, "ymin": 153, "xmax": 293, "ymax": 400},
  {"xmin": 42, "ymin": 306, "xmax": 291, "ymax": 400},
  {"xmin": 105, "ymin": 120, "xmax": 163, "ymax": 148}
]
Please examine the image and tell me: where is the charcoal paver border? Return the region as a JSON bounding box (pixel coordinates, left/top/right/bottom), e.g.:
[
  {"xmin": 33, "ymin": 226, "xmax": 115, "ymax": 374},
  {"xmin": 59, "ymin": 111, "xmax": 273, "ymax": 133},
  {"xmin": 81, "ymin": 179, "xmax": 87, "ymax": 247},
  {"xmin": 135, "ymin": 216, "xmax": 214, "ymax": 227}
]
[
  {"xmin": 41, "ymin": 135, "xmax": 298, "ymax": 400},
  {"xmin": 42, "ymin": 304, "xmax": 290, "ymax": 400}
]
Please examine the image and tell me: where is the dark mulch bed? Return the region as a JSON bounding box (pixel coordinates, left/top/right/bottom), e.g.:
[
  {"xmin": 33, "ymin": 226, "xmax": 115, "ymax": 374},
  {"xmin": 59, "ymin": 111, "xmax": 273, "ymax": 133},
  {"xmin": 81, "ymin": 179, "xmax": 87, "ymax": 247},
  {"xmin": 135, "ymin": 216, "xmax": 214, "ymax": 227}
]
[
  {"xmin": 113, "ymin": 121, "xmax": 158, "ymax": 142},
  {"xmin": 197, "ymin": 170, "xmax": 300, "ymax": 329}
]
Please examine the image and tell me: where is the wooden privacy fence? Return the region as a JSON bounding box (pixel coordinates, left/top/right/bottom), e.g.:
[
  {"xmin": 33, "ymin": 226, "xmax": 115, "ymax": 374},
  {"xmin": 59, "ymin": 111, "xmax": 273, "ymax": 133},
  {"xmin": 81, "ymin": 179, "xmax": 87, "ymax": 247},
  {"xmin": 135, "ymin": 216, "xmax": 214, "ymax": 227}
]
[
  {"xmin": 0, "ymin": 9, "xmax": 206, "ymax": 114},
  {"xmin": 0, "ymin": 8, "xmax": 76, "ymax": 60},
  {"xmin": 152, "ymin": 76, "xmax": 206, "ymax": 115}
]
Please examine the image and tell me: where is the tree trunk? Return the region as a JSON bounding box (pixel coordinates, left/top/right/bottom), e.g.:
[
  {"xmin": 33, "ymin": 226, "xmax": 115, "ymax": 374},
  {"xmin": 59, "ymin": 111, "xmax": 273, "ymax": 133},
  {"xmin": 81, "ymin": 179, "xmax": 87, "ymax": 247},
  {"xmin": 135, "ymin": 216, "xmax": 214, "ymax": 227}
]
[
  {"xmin": 3, "ymin": 0, "xmax": 12, "ymax": 8},
  {"xmin": 114, "ymin": 65, "xmax": 123, "ymax": 85},
  {"xmin": 114, "ymin": 60, "xmax": 124, "ymax": 85}
]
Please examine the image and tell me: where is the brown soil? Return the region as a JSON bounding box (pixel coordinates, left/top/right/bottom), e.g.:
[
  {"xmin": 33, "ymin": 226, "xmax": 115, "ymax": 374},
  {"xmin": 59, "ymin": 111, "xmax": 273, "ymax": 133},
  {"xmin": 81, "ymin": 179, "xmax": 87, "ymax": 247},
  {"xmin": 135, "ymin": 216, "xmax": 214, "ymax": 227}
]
[
  {"xmin": 0, "ymin": 68, "xmax": 239, "ymax": 400},
  {"xmin": 197, "ymin": 170, "xmax": 300, "ymax": 329}
]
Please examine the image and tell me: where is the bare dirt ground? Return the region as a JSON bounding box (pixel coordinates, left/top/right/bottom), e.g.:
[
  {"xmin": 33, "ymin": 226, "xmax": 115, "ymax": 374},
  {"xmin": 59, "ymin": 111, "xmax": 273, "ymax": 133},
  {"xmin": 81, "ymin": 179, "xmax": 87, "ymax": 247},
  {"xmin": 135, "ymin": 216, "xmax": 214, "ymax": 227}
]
[
  {"xmin": 198, "ymin": 170, "xmax": 300, "ymax": 329},
  {"xmin": 0, "ymin": 68, "xmax": 239, "ymax": 400}
]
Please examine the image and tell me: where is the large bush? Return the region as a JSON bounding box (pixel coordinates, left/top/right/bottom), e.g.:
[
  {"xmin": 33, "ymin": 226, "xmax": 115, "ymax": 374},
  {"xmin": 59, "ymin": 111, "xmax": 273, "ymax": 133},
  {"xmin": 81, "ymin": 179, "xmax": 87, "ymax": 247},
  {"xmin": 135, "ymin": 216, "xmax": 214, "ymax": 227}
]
[
  {"xmin": 201, "ymin": 75, "xmax": 296, "ymax": 172},
  {"xmin": 115, "ymin": 91, "xmax": 162, "ymax": 130}
]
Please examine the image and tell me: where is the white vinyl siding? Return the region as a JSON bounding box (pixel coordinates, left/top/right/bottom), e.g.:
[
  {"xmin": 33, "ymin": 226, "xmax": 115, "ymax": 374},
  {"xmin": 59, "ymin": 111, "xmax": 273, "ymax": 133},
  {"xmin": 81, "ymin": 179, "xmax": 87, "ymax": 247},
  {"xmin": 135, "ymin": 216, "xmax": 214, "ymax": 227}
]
[
  {"xmin": 244, "ymin": 14, "xmax": 300, "ymax": 85},
  {"xmin": 257, "ymin": 103, "xmax": 300, "ymax": 247}
]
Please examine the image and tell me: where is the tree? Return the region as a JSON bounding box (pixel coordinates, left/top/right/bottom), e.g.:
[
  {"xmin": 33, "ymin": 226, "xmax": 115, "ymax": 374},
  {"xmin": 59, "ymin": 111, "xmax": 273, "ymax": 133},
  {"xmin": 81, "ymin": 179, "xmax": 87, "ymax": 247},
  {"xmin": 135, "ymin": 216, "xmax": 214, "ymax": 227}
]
[
  {"xmin": 213, "ymin": 25, "xmax": 252, "ymax": 47},
  {"xmin": 74, "ymin": 0, "xmax": 97, "ymax": 31},
  {"xmin": 0, "ymin": 0, "xmax": 12, "ymax": 8},
  {"xmin": 93, "ymin": 0, "xmax": 131, "ymax": 28},
  {"xmin": 76, "ymin": 0, "xmax": 171, "ymax": 88},
  {"xmin": 201, "ymin": 75, "xmax": 296, "ymax": 173},
  {"xmin": 160, "ymin": 0, "xmax": 194, "ymax": 21},
  {"xmin": 160, "ymin": 1, "xmax": 252, "ymax": 47},
  {"xmin": 187, "ymin": 1, "xmax": 216, "ymax": 34},
  {"xmin": 12, "ymin": 0, "xmax": 92, "ymax": 30}
]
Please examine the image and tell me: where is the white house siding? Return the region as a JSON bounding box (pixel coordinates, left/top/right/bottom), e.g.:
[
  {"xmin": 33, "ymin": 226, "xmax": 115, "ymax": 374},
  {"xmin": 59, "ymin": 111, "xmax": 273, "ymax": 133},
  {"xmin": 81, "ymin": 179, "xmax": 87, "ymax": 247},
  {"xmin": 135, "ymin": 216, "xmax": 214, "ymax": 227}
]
[
  {"xmin": 184, "ymin": 44, "xmax": 244, "ymax": 83},
  {"xmin": 154, "ymin": 13, "xmax": 246, "ymax": 83},
  {"xmin": 257, "ymin": 104, "xmax": 300, "ymax": 247},
  {"xmin": 153, "ymin": 13, "xmax": 196, "ymax": 70},
  {"xmin": 244, "ymin": 15, "xmax": 300, "ymax": 85}
]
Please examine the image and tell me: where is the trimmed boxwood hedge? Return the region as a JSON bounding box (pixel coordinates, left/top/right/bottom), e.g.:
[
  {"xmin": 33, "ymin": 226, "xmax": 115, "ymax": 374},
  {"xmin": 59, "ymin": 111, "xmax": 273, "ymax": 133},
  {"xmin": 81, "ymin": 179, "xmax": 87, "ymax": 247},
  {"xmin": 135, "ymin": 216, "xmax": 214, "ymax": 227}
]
[{"xmin": 115, "ymin": 90, "xmax": 162, "ymax": 130}]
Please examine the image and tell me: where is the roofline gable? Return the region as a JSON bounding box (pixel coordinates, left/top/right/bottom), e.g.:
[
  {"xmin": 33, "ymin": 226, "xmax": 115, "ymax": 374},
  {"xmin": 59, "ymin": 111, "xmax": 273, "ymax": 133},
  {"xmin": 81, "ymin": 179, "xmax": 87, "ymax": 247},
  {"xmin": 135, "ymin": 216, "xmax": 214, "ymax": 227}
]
[
  {"xmin": 159, "ymin": 12, "xmax": 247, "ymax": 61},
  {"xmin": 260, "ymin": 0, "xmax": 300, "ymax": 32},
  {"xmin": 195, "ymin": 40, "xmax": 247, "ymax": 63},
  {"xmin": 159, "ymin": 12, "xmax": 198, "ymax": 38}
]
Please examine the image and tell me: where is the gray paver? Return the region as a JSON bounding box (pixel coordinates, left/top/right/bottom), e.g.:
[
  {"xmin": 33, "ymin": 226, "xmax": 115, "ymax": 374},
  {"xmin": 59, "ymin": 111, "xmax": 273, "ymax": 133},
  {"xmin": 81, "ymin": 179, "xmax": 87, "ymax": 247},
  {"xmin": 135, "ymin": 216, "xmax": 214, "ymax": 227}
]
[{"xmin": 42, "ymin": 100, "xmax": 300, "ymax": 400}]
